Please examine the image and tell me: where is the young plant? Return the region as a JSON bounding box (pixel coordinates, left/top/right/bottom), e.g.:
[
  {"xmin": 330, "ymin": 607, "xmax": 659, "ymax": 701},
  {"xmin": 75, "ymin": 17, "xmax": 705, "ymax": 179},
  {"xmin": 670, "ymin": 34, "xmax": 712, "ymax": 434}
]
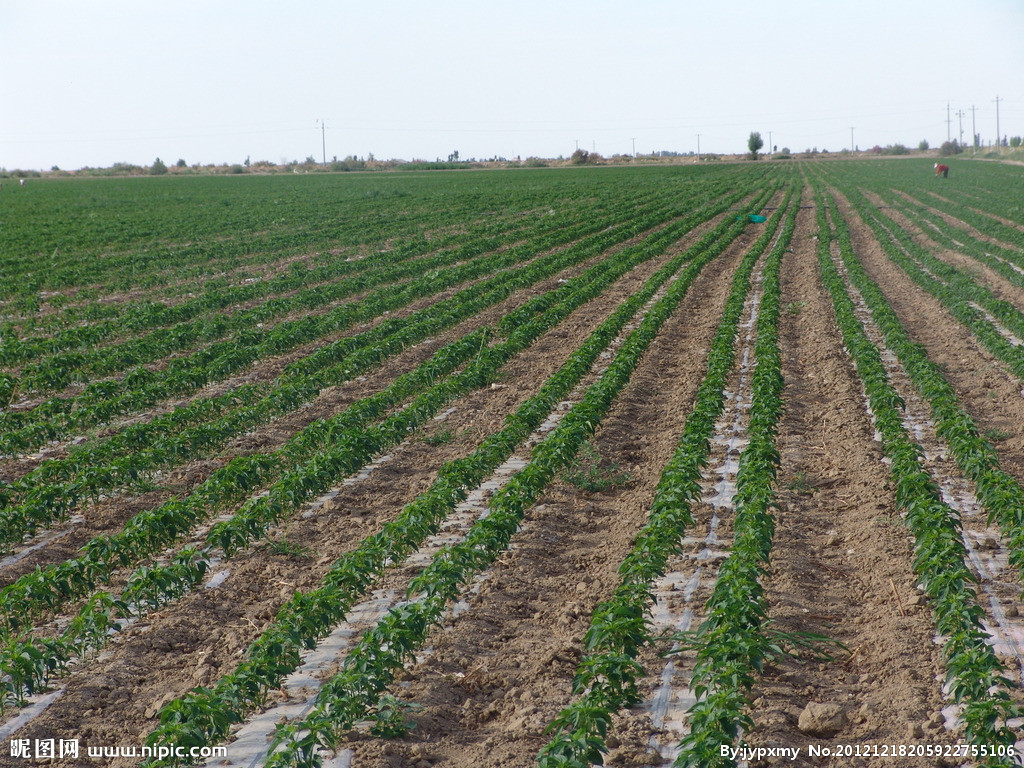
[{"xmin": 561, "ymin": 441, "xmax": 634, "ymax": 493}]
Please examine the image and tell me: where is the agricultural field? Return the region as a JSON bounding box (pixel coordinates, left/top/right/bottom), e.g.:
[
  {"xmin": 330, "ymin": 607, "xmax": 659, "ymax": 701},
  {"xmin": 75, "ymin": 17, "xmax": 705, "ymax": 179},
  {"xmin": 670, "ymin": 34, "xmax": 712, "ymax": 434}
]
[{"xmin": 0, "ymin": 159, "xmax": 1022, "ymax": 768}]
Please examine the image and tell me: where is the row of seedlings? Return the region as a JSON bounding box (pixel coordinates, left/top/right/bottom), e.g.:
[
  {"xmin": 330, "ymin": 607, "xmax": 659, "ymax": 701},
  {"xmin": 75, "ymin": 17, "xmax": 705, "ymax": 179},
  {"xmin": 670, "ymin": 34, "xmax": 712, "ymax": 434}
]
[
  {"xmin": 0, "ymin": 184, "xmax": 729, "ymax": 545},
  {"xmin": 0, "ymin": 180, "xmax": 775, "ymax": 716},
  {"xmin": 0, "ymin": 167, "xmax": 726, "ymax": 310},
  {"xmin": 142, "ymin": 182, "xmax": 783, "ymax": 767},
  {"xmin": 813, "ymin": 183, "xmax": 1020, "ymax": 768},
  {"xmin": 536, "ymin": 185, "xmax": 797, "ymax": 767},
  {"xmin": 852, "ymin": 162, "xmax": 1024, "ymax": 253},
  {"xmin": 0, "ymin": 192, "xmax": 665, "ymax": 451},
  {"xmin": 0, "ymin": 169, "xmax": 603, "ymax": 331},
  {"xmin": 0, "ymin": 177, "xmax": 747, "ymax": 617},
  {"xmin": 826, "ymin": 180, "xmax": 1024, "ymax": 382},
  {"xmin": 0, "ymin": 192, "xmax": 575, "ymax": 369},
  {"xmin": 871, "ymin": 185, "xmax": 1024, "ymax": 289},
  {"xmin": 820, "ymin": 178, "xmax": 1024, "ymax": 590},
  {"xmin": 667, "ymin": 182, "xmax": 794, "ymax": 768}
]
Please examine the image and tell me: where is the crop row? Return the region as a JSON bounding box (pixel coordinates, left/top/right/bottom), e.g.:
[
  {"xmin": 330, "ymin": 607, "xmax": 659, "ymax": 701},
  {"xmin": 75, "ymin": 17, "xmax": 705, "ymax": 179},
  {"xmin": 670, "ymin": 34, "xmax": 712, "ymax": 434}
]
[
  {"xmin": 666, "ymin": 188, "xmax": 791, "ymax": 768},
  {"xmin": 818, "ymin": 179, "xmax": 1024, "ymax": 587},
  {"xmin": 816, "ymin": 160, "xmax": 1024, "ymax": 248},
  {"xmin": 0, "ymin": 205, "xmax": 539, "ymax": 370},
  {"xmin": 0, "ymin": 198, "xmax": 546, "ymax": 339},
  {"xmin": 1, "ymin": 169, "xmax": 756, "ymax": 332},
  {"xmin": 0, "ymin": 180, "xmax": 750, "ymax": 551},
  {"xmin": 813, "ymin": 182, "xmax": 1020, "ymax": 766},
  {"xmin": 0, "ymin": 221, "xmax": 619, "ymax": 540},
  {"xmin": 0, "ymin": 181, "xmax": 721, "ymax": 520},
  {"xmin": 0, "ymin": 172, "xmax": 617, "ymax": 299},
  {"xmin": 0, "ymin": 197, "xmax": 645, "ymax": 450},
  {"xmin": 0, "ymin": 327, "xmax": 486, "ymax": 633},
  {"xmin": 0, "ymin": 180, "xmax": 776, "ymax": 715},
  {"xmin": 536, "ymin": 185, "xmax": 797, "ymax": 768},
  {"xmin": 1, "ymin": 209, "xmax": 573, "ymax": 395},
  {"xmin": 887, "ymin": 163, "xmax": 1024, "ymax": 248},
  {"xmin": 0, "ymin": 194, "xmax": 703, "ymax": 618},
  {"xmin": 140, "ymin": 182, "xmax": 782, "ymax": 766},
  {"xmin": 256, "ymin": 195, "xmax": 776, "ymax": 768},
  {"xmin": 829, "ymin": 182, "xmax": 1024, "ymax": 382},
  {"xmin": 871, "ymin": 187, "xmax": 1024, "ymax": 288},
  {"xmin": 3, "ymin": 175, "xmax": 684, "ymax": 380}
]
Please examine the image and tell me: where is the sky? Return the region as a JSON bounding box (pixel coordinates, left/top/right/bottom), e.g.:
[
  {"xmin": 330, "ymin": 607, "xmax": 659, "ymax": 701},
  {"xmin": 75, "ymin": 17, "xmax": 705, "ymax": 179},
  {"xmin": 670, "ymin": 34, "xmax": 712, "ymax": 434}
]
[{"xmin": 2, "ymin": 0, "xmax": 1023, "ymax": 170}]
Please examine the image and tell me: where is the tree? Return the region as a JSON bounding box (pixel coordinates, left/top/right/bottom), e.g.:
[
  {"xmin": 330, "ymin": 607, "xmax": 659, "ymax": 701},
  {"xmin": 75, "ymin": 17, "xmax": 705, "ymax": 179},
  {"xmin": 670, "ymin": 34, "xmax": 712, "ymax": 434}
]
[
  {"xmin": 149, "ymin": 157, "xmax": 168, "ymax": 175},
  {"xmin": 747, "ymin": 131, "xmax": 764, "ymax": 159}
]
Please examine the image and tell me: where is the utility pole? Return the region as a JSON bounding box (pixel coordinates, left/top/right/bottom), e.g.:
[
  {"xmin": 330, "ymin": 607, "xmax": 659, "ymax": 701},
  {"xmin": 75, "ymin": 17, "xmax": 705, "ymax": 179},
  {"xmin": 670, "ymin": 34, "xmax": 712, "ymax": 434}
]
[
  {"xmin": 318, "ymin": 119, "xmax": 327, "ymax": 166},
  {"xmin": 956, "ymin": 109, "xmax": 965, "ymax": 146},
  {"xmin": 697, "ymin": 134, "xmax": 701, "ymax": 162},
  {"xmin": 631, "ymin": 137, "xmax": 636, "ymax": 157},
  {"xmin": 971, "ymin": 104, "xmax": 978, "ymax": 151},
  {"xmin": 995, "ymin": 96, "xmax": 1002, "ymax": 149},
  {"xmin": 850, "ymin": 127, "xmax": 855, "ymax": 153},
  {"xmin": 768, "ymin": 131, "xmax": 773, "ymax": 156}
]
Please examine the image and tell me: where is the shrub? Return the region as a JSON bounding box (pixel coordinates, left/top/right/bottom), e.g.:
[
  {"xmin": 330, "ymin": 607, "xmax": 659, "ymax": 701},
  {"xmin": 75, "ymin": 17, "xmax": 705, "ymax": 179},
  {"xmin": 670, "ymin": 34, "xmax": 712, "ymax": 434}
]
[
  {"xmin": 938, "ymin": 140, "xmax": 963, "ymax": 156},
  {"xmin": 570, "ymin": 149, "xmax": 591, "ymax": 165},
  {"xmin": 330, "ymin": 155, "xmax": 366, "ymax": 172},
  {"xmin": 149, "ymin": 157, "xmax": 168, "ymax": 175}
]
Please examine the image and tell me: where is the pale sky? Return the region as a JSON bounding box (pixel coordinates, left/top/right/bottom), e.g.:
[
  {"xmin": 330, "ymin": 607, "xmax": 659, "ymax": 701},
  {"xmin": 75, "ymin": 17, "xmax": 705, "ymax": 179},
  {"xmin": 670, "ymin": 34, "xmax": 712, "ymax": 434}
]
[{"xmin": 2, "ymin": 0, "xmax": 1022, "ymax": 170}]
